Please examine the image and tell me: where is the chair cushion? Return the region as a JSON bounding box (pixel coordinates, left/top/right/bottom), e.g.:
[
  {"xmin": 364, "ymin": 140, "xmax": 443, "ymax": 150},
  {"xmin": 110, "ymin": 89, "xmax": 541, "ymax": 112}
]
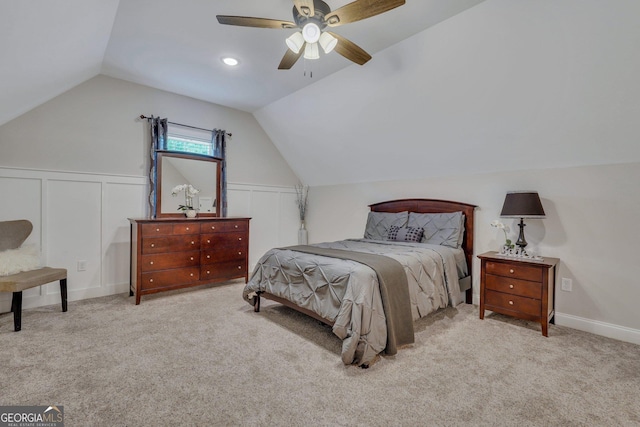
[
  {"xmin": 0, "ymin": 267, "xmax": 67, "ymax": 292},
  {"xmin": 0, "ymin": 220, "xmax": 33, "ymax": 251}
]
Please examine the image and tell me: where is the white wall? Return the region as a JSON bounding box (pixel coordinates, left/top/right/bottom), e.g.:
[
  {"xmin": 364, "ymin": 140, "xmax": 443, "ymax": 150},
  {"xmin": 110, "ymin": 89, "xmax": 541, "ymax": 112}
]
[
  {"xmin": 0, "ymin": 76, "xmax": 301, "ymax": 312},
  {"xmin": 255, "ymin": 0, "xmax": 640, "ymax": 186},
  {"xmin": 306, "ymin": 162, "xmax": 640, "ymax": 344},
  {"xmin": 0, "ymin": 75, "xmax": 299, "ymax": 186}
]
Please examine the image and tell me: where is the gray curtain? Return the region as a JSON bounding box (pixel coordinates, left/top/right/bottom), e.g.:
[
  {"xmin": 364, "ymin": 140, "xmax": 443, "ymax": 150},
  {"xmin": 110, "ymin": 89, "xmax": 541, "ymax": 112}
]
[
  {"xmin": 149, "ymin": 117, "xmax": 167, "ymax": 218},
  {"xmin": 212, "ymin": 129, "xmax": 227, "ymax": 217}
]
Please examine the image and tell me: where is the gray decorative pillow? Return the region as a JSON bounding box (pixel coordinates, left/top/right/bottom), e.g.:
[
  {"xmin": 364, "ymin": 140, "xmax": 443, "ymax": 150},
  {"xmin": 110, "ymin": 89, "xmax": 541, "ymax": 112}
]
[
  {"xmin": 407, "ymin": 212, "xmax": 464, "ymax": 248},
  {"xmin": 387, "ymin": 225, "xmax": 424, "ymax": 242},
  {"xmin": 364, "ymin": 211, "xmax": 409, "ymax": 240}
]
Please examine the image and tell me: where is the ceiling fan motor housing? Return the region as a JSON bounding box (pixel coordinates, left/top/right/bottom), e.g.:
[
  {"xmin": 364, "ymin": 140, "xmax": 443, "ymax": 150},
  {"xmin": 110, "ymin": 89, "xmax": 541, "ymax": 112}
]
[{"xmin": 292, "ymin": 0, "xmax": 331, "ymax": 29}]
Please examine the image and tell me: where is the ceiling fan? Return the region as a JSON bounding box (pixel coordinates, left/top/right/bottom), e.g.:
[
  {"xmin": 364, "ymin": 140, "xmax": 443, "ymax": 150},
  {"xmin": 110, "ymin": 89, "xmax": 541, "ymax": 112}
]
[{"xmin": 216, "ymin": 0, "xmax": 406, "ymax": 70}]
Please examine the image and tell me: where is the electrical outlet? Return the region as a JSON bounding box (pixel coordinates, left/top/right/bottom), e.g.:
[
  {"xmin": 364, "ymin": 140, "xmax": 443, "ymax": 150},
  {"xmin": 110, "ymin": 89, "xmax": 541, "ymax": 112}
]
[
  {"xmin": 77, "ymin": 260, "xmax": 87, "ymax": 272},
  {"xmin": 561, "ymin": 278, "xmax": 572, "ymax": 292}
]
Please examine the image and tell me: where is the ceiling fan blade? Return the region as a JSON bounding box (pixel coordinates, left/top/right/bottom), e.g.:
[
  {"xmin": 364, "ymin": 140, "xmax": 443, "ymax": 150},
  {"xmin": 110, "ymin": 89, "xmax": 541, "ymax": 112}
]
[
  {"xmin": 216, "ymin": 15, "xmax": 296, "ymax": 29},
  {"xmin": 324, "ymin": 0, "xmax": 405, "ymax": 27},
  {"xmin": 327, "ymin": 32, "xmax": 372, "ymax": 65},
  {"xmin": 278, "ymin": 44, "xmax": 305, "ymax": 69},
  {"xmin": 293, "ymin": 0, "xmax": 315, "ymax": 17}
]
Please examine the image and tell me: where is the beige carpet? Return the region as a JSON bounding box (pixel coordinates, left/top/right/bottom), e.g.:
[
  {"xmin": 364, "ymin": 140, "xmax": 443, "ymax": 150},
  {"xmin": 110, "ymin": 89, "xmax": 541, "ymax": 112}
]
[{"xmin": 1, "ymin": 281, "xmax": 639, "ymax": 426}]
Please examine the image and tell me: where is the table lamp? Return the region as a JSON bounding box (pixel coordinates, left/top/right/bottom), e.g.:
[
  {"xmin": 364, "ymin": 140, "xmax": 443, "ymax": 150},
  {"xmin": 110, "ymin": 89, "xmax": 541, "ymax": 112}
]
[{"xmin": 500, "ymin": 191, "xmax": 545, "ymax": 248}]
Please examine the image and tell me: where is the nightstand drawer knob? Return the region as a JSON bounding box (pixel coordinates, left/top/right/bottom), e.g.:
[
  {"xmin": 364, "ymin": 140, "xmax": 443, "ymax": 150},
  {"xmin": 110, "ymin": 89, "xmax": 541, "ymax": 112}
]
[
  {"xmin": 509, "ymin": 284, "xmax": 514, "ymax": 289},
  {"xmin": 186, "ymin": 227, "xmax": 190, "ymax": 231},
  {"xmin": 235, "ymin": 225, "xmax": 238, "ymax": 228},
  {"xmin": 190, "ymin": 257, "xmax": 194, "ymax": 261},
  {"xmin": 509, "ymin": 300, "xmax": 514, "ymax": 305},
  {"xmin": 150, "ymin": 261, "xmax": 154, "ymax": 265},
  {"xmin": 151, "ymin": 244, "xmax": 155, "ymax": 248},
  {"xmin": 509, "ymin": 269, "xmax": 514, "ymax": 274}
]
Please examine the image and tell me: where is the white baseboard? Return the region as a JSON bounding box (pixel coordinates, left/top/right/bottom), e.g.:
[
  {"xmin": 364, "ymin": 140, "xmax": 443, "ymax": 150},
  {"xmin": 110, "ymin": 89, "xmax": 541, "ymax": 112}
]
[{"xmin": 555, "ymin": 312, "xmax": 640, "ymax": 346}]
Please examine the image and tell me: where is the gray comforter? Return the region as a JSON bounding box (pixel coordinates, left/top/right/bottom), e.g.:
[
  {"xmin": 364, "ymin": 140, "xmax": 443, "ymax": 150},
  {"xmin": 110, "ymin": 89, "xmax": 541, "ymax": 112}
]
[{"xmin": 243, "ymin": 239, "xmax": 466, "ymax": 365}]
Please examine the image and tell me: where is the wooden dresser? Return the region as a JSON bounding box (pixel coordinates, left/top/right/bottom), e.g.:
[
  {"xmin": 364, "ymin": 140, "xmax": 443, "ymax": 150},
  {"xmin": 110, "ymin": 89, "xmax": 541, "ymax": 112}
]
[
  {"xmin": 129, "ymin": 217, "xmax": 250, "ymax": 304},
  {"xmin": 478, "ymin": 251, "xmax": 559, "ymax": 336}
]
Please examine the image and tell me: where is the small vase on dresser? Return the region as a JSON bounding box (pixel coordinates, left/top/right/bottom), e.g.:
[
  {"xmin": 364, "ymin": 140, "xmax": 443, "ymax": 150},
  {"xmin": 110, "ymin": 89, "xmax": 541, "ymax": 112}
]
[{"xmin": 298, "ymin": 221, "xmax": 308, "ymax": 245}]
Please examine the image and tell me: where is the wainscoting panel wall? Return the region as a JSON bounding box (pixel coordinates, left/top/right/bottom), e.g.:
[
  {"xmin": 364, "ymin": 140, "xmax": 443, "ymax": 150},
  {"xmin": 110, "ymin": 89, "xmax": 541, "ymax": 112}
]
[{"xmin": 0, "ymin": 167, "xmax": 298, "ymax": 313}]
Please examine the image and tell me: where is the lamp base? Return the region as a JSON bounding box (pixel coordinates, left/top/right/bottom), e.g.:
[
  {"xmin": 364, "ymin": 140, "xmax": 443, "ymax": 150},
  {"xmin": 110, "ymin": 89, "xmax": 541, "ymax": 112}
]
[{"xmin": 515, "ymin": 218, "xmax": 527, "ymax": 248}]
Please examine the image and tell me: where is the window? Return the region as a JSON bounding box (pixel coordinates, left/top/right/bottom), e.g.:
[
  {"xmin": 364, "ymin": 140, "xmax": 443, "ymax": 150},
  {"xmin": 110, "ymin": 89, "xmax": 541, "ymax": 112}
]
[
  {"xmin": 166, "ymin": 136, "xmax": 212, "ymax": 156},
  {"xmin": 166, "ymin": 124, "xmax": 214, "ymax": 156}
]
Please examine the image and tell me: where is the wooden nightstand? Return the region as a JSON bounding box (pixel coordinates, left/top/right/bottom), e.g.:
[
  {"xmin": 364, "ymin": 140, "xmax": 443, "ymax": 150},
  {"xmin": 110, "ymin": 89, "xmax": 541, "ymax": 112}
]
[{"xmin": 478, "ymin": 251, "xmax": 559, "ymax": 336}]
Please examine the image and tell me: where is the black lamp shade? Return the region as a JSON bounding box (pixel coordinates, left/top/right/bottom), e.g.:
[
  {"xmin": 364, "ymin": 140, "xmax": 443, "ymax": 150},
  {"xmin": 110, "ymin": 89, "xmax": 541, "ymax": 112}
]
[{"xmin": 500, "ymin": 191, "xmax": 545, "ymax": 218}]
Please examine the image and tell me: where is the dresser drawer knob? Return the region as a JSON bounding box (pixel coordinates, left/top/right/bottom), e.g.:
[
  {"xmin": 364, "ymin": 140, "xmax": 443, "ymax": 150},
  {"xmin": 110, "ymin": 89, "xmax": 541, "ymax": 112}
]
[
  {"xmin": 235, "ymin": 225, "xmax": 238, "ymax": 228},
  {"xmin": 238, "ymin": 237, "xmax": 242, "ymax": 241},
  {"xmin": 156, "ymin": 228, "xmax": 160, "ymax": 232},
  {"xmin": 238, "ymin": 266, "xmax": 242, "ymax": 269},
  {"xmin": 150, "ymin": 261, "xmax": 154, "ymax": 265},
  {"xmin": 191, "ymin": 241, "xmax": 195, "ymax": 245},
  {"xmin": 151, "ymin": 244, "xmax": 155, "ymax": 248},
  {"xmin": 509, "ymin": 300, "xmax": 514, "ymax": 305},
  {"xmin": 206, "ymin": 270, "xmax": 210, "ymax": 274},
  {"xmin": 238, "ymin": 252, "xmax": 242, "ymax": 255},
  {"xmin": 509, "ymin": 284, "xmax": 514, "ymax": 289},
  {"xmin": 207, "ymin": 240, "xmax": 211, "ymax": 244},
  {"xmin": 207, "ymin": 255, "xmax": 211, "ymax": 259},
  {"xmin": 149, "ymin": 279, "xmax": 154, "ymax": 283},
  {"xmin": 190, "ymin": 273, "xmax": 194, "ymax": 277},
  {"xmin": 186, "ymin": 227, "xmax": 190, "ymax": 231},
  {"xmin": 509, "ymin": 269, "xmax": 514, "ymax": 274},
  {"xmin": 211, "ymin": 226, "xmax": 215, "ymax": 230},
  {"xmin": 190, "ymin": 257, "xmax": 194, "ymax": 261}
]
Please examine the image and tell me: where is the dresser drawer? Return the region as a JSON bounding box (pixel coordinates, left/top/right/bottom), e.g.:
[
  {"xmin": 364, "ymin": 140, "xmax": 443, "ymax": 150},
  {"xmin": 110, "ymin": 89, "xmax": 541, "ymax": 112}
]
[
  {"xmin": 142, "ymin": 235, "xmax": 200, "ymax": 254},
  {"xmin": 201, "ymin": 221, "xmax": 248, "ymax": 233},
  {"xmin": 201, "ymin": 232, "xmax": 247, "ymax": 250},
  {"xmin": 141, "ymin": 267, "xmax": 200, "ymax": 290},
  {"xmin": 485, "ymin": 290, "xmax": 541, "ymax": 317},
  {"xmin": 485, "ymin": 274, "xmax": 541, "ymax": 299},
  {"xmin": 140, "ymin": 251, "xmax": 200, "ymax": 272},
  {"xmin": 486, "ymin": 261, "xmax": 542, "ymax": 282},
  {"xmin": 141, "ymin": 223, "xmax": 174, "ymax": 237},
  {"xmin": 201, "ymin": 247, "xmax": 246, "ymax": 265},
  {"xmin": 200, "ymin": 260, "xmax": 246, "ymax": 281},
  {"xmin": 172, "ymin": 222, "xmax": 199, "ymax": 235}
]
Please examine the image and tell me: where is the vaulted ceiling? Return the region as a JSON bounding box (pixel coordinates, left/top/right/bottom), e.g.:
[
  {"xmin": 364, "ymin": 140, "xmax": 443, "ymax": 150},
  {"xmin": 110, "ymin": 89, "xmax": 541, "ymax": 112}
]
[
  {"xmin": 0, "ymin": 0, "xmax": 484, "ymax": 126},
  {"xmin": 2, "ymin": 1, "xmax": 639, "ymax": 187}
]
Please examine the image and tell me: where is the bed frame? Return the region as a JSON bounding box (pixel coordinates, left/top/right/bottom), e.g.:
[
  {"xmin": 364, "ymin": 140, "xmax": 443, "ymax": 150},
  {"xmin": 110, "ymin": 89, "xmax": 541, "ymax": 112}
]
[{"xmin": 253, "ymin": 198, "xmax": 477, "ymax": 325}]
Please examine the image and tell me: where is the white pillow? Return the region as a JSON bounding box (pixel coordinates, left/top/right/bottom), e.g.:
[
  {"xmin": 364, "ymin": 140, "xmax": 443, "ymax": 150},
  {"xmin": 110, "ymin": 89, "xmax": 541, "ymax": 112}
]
[{"xmin": 0, "ymin": 245, "xmax": 42, "ymax": 276}]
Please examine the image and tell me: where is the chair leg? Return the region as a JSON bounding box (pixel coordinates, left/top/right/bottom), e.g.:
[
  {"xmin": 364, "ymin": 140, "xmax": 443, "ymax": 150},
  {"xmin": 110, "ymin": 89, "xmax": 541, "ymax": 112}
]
[
  {"xmin": 12, "ymin": 292, "xmax": 22, "ymax": 332},
  {"xmin": 60, "ymin": 278, "xmax": 68, "ymax": 312}
]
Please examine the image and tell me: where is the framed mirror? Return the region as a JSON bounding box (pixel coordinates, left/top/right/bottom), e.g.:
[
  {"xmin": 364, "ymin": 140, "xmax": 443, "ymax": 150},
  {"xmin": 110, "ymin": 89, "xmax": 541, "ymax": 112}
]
[{"xmin": 154, "ymin": 151, "xmax": 222, "ymax": 218}]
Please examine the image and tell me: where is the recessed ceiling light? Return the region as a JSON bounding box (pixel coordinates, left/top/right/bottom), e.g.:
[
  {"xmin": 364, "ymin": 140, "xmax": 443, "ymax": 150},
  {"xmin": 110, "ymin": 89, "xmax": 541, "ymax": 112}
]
[{"xmin": 222, "ymin": 57, "xmax": 239, "ymax": 66}]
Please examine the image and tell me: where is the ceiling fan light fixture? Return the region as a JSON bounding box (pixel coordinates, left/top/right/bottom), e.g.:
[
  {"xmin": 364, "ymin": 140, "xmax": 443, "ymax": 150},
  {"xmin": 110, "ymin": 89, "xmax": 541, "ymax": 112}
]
[
  {"xmin": 303, "ymin": 42, "xmax": 319, "ymax": 60},
  {"xmin": 302, "ymin": 22, "xmax": 321, "ymax": 44},
  {"xmin": 285, "ymin": 31, "xmax": 305, "ymax": 54},
  {"xmin": 319, "ymin": 32, "xmax": 337, "ymax": 54}
]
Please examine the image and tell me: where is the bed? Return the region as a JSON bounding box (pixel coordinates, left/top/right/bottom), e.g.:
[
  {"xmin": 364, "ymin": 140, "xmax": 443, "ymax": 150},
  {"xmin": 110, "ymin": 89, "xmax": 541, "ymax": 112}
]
[{"xmin": 243, "ymin": 199, "xmax": 476, "ymax": 366}]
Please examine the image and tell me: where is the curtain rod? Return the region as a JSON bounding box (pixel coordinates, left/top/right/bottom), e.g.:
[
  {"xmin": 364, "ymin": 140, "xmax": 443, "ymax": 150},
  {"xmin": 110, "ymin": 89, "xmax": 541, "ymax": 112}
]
[{"xmin": 139, "ymin": 115, "xmax": 232, "ymax": 138}]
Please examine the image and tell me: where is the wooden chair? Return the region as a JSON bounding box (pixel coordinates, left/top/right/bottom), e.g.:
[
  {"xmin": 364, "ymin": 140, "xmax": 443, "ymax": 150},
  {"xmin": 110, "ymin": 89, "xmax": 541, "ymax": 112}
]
[{"xmin": 0, "ymin": 220, "xmax": 67, "ymax": 331}]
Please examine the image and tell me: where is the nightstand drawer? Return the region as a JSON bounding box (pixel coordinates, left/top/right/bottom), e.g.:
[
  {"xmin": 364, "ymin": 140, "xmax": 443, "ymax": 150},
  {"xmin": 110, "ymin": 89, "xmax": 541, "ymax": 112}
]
[
  {"xmin": 485, "ymin": 290, "xmax": 541, "ymax": 317},
  {"xmin": 485, "ymin": 274, "xmax": 541, "ymax": 299},
  {"xmin": 486, "ymin": 261, "xmax": 542, "ymax": 282}
]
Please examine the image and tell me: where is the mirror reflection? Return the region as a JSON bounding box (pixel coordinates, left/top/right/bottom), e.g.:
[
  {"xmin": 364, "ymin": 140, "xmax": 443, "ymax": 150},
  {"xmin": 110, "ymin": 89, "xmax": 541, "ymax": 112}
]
[{"xmin": 157, "ymin": 152, "xmax": 220, "ymax": 217}]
